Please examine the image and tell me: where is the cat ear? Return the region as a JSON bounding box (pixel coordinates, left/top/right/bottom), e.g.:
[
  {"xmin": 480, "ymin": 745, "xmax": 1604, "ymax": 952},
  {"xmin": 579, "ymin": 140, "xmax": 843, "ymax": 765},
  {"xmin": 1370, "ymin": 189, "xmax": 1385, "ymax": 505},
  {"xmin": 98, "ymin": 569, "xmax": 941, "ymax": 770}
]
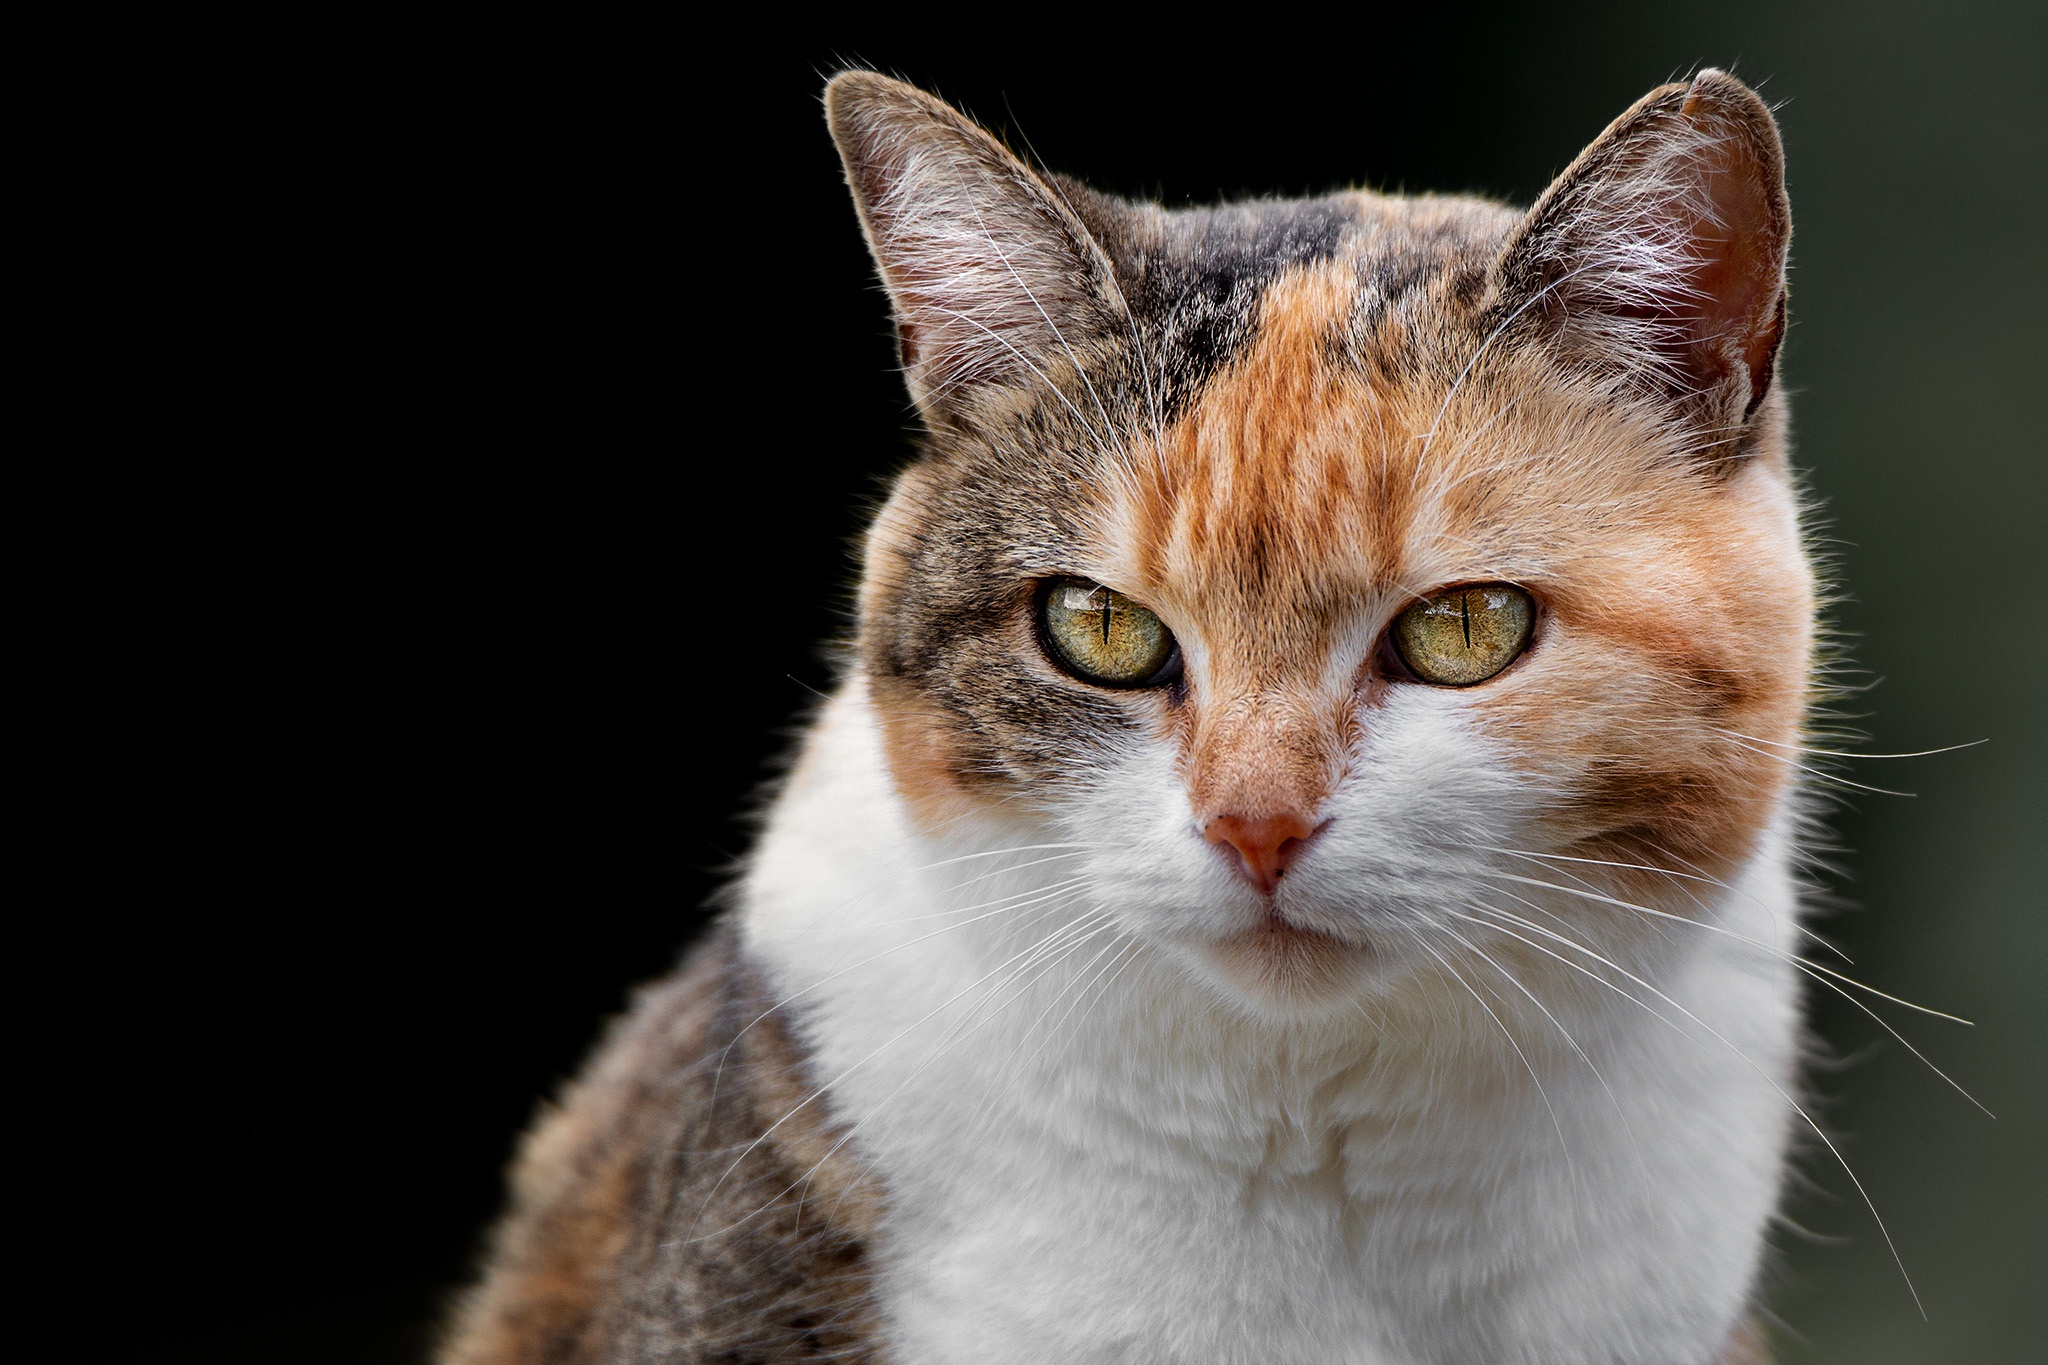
[
  {"xmin": 825, "ymin": 71, "xmax": 1128, "ymax": 427},
  {"xmin": 1497, "ymin": 69, "xmax": 1790, "ymax": 435}
]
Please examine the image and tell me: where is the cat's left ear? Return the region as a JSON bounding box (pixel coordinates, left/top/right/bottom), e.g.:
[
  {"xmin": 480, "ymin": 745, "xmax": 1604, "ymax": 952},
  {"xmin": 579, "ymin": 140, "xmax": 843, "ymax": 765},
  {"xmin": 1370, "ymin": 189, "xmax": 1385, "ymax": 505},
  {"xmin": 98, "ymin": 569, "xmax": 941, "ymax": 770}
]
[{"xmin": 1496, "ymin": 69, "xmax": 1790, "ymax": 438}]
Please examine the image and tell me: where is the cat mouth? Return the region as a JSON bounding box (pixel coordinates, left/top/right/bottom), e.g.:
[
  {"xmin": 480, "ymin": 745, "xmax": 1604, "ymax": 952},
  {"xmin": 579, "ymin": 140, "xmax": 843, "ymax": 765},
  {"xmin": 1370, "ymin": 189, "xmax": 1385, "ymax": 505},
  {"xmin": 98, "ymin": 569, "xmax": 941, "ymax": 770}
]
[
  {"xmin": 1199, "ymin": 914, "xmax": 1376, "ymax": 1001},
  {"xmin": 1225, "ymin": 911, "xmax": 1351, "ymax": 947}
]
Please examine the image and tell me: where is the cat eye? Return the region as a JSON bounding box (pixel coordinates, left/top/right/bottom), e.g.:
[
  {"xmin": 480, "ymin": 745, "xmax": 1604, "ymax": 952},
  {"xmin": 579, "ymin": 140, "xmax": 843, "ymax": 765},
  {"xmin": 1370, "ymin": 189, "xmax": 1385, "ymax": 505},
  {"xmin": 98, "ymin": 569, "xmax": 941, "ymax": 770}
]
[
  {"xmin": 1039, "ymin": 579, "xmax": 1180, "ymax": 688},
  {"xmin": 1392, "ymin": 584, "xmax": 1535, "ymax": 686}
]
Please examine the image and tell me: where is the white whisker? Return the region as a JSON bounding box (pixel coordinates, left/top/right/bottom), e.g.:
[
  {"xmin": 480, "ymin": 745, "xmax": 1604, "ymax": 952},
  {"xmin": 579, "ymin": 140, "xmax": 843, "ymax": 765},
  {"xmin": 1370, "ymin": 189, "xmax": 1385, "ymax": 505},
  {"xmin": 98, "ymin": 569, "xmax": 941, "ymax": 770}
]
[
  {"xmin": 1407, "ymin": 927, "xmax": 1578, "ymax": 1187},
  {"xmin": 1458, "ymin": 902, "xmax": 1927, "ymax": 1316}
]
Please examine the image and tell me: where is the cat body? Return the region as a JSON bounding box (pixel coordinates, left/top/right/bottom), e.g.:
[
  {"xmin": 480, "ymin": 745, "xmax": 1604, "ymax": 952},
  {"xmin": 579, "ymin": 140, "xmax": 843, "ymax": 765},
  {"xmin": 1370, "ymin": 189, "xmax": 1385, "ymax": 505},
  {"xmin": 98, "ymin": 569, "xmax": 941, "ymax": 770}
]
[{"xmin": 448, "ymin": 68, "xmax": 1806, "ymax": 1365}]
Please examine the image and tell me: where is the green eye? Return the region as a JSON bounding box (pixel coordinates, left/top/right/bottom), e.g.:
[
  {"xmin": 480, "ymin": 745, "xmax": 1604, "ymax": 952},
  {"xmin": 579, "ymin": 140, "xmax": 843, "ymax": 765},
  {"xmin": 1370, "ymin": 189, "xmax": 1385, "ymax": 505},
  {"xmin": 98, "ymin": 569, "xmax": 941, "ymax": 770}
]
[
  {"xmin": 1040, "ymin": 579, "xmax": 1178, "ymax": 688},
  {"xmin": 1393, "ymin": 584, "xmax": 1535, "ymax": 686}
]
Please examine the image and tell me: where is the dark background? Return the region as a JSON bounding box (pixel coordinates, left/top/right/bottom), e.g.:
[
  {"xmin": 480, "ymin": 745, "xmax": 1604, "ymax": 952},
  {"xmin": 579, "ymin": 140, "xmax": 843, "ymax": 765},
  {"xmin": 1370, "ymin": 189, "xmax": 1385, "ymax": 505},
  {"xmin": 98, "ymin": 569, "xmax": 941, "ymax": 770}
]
[{"xmin": 98, "ymin": 5, "xmax": 2040, "ymax": 1361}]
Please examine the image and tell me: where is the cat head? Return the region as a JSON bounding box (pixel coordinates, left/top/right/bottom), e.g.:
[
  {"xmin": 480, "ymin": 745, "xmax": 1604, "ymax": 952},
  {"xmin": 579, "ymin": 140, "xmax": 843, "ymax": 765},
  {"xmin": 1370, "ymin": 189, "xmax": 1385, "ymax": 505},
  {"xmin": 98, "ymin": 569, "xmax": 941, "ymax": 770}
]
[{"xmin": 826, "ymin": 70, "xmax": 1813, "ymax": 1013}]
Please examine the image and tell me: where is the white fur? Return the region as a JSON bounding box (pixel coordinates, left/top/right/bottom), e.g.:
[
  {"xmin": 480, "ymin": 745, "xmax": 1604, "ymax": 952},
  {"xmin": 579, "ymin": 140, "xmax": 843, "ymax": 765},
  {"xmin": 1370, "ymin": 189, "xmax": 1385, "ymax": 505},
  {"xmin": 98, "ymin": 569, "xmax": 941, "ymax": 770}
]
[{"xmin": 742, "ymin": 679, "xmax": 1801, "ymax": 1364}]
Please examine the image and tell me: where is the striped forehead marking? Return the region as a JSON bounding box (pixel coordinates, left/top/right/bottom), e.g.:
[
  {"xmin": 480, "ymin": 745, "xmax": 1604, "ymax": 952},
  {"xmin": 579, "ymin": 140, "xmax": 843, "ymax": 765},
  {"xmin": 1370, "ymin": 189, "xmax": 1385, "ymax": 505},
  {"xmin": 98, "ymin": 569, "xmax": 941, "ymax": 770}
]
[{"xmin": 1107, "ymin": 261, "xmax": 1433, "ymax": 691}]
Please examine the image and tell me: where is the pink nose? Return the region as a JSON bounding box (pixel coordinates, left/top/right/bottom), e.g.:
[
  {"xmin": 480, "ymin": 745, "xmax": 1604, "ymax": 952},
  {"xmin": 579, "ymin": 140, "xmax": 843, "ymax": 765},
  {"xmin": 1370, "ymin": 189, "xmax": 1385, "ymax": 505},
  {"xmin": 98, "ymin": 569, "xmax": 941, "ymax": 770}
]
[{"xmin": 1203, "ymin": 812, "xmax": 1321, "ymax": 895}]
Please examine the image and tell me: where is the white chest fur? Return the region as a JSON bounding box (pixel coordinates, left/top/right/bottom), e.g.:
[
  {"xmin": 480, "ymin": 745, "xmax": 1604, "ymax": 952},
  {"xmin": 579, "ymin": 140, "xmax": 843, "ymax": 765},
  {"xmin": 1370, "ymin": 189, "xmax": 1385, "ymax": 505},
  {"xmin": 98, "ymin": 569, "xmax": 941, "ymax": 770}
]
[{"xmin": 742, "ymin": 684, "xmax": 1802, "ymax": 1365}]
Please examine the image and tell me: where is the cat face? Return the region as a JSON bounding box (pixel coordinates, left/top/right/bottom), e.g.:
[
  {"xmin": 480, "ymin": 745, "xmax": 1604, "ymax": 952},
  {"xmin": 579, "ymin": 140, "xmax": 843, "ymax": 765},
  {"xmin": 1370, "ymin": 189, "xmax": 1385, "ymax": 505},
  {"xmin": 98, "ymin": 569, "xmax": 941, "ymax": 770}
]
[{"xmin": 830, "ymin": 71, "xmax": 1812, "ymax": 1011}]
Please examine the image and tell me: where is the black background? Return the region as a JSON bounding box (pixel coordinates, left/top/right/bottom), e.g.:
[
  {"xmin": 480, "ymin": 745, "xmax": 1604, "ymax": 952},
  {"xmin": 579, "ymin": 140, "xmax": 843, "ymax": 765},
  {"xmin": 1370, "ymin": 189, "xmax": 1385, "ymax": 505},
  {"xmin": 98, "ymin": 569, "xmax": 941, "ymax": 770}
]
[{"xmin": 81, "ymin": 9, "xmax": 2042, "ymax": 1362}]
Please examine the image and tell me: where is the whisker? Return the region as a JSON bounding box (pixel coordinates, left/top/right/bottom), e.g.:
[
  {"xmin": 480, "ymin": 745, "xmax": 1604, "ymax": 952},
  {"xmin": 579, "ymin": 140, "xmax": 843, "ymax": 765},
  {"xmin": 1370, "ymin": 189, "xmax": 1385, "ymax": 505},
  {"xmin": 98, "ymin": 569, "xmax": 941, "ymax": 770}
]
[
  {"xmin": 1473, "ymin": 869, "xmax": 1975, "ymax": 1026},
  {"xmin": 1711, "ymin": 730, "xmax": 1918, "ymax": 797},
  {"xmin": 863, "ymin": 868, "xmax": 1095, "ymax": 925},
  {"xmin": 1714, "ymin": 730, "xmax": 1988, "ymax": 762},
  {"xmin": 1406, "ymin": 927, "xmax": 1579, "ymax": 1187},
  {"xmin": 907, "ymin": 842, "xmax": 1101, "ymax": 876},
  {"xmin": 771, "ymin": 911, "xmax": 1123, "ymax": 1231},
  {"xmin": 1458, "ymin": 902, "xmax": 1927, "ymax": 1316},
  {"xmin": 1442, "ymin": 913, "xmax": 1651, "ymax": 1182},
  {"xmin": 709, "ymin": 874, "xmax": 1093, "ymax": 1107},
  {"xmin": 1482, "ymin": 843, "xmax": 1849, "ymax": 963},
  {"xmin": 963, "ymin": 927, "xmax": 1135, "ymax": 1136},
  {"xmin": 693, "ymin": 898, "xmax": 1105, "ymax": 1235},
  {"xmin": 1469, "ymin": 874, "xmax": 1991, "ymax": 1119}
]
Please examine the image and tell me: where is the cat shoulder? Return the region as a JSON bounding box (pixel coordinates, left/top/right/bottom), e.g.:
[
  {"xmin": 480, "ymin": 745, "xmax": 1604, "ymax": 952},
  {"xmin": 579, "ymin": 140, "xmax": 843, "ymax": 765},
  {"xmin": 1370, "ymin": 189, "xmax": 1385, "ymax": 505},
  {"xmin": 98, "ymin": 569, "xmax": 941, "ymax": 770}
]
[{"xmin": 439, "ymin": 926, "xmax": 887, "ymax": 1364}]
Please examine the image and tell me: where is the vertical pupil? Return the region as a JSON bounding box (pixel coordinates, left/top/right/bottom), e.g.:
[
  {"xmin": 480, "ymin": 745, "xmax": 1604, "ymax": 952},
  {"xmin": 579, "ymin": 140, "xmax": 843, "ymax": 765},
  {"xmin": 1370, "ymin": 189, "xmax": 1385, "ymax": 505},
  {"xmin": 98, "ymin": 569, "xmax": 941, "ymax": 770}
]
[
  {"xmin": 1101, "ymin": 599, "xmax": 1112, "ymax": 644},
  {"xmin": 1461, "ymin": 591, "xmax": 1471, "ymax": 648}
]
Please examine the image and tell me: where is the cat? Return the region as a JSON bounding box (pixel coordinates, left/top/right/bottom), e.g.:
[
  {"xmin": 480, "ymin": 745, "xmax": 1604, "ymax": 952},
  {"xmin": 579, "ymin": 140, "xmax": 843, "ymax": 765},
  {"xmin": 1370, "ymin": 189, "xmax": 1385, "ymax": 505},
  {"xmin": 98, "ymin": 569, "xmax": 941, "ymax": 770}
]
[{"xmin": 444, "ymin": 66, "xmax": 1807, "ymax": 1364}]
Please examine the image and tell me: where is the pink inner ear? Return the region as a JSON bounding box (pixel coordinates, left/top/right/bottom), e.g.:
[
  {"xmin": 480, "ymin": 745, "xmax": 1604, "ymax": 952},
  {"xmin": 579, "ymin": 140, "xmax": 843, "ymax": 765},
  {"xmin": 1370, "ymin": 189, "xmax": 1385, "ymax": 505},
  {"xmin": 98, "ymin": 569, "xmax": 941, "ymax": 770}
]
[
  {"xmin": 1592, "ymin": 126, "xmax": 1785, "ymax": 412},
  {"xmin": 1681, "ymin": 129, "xmax": 1787, "ymax": 410}
]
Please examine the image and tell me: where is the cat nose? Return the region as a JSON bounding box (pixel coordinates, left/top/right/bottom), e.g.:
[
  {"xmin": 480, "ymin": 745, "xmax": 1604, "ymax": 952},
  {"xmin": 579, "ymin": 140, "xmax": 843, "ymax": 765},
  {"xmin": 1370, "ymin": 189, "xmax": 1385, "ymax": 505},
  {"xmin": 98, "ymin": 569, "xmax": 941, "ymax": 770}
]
[{"xmin": 1202, "ymin": 812, "xmax": 1323, "ymax": 896}]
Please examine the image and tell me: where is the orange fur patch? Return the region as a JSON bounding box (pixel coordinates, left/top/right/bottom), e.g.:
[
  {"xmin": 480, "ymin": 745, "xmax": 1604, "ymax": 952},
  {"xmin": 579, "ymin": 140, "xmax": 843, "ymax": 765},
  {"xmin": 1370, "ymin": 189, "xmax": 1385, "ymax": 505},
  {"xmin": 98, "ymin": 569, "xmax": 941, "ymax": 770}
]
[{"xmin": 1097, "ymin": 256, "xmax": 1812, "ymax": 882}]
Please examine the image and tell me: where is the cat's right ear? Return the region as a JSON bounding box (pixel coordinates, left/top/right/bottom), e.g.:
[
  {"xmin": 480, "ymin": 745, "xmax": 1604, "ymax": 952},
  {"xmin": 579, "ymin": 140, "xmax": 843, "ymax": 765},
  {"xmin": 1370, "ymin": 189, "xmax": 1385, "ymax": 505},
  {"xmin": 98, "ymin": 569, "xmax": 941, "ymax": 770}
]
[{"xmin": 825, "ymin": 72, "xmax": 1128, "ymax": 429}]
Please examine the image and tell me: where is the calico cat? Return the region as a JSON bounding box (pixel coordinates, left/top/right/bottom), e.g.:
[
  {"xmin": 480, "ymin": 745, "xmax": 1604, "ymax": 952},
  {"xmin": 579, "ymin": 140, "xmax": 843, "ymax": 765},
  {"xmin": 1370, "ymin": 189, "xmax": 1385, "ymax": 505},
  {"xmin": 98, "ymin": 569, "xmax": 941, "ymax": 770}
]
[{"xmin": 445, "ymin": 67, "xmax": 1806, "ymax": 1364}]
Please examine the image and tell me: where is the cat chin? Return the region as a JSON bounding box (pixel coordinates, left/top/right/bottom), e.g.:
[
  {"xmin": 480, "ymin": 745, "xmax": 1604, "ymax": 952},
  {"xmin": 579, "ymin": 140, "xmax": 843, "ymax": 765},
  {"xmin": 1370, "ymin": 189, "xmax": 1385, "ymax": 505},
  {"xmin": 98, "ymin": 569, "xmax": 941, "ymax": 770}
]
[{"xmin": 1176, "ymin": 920, "xmax": 1385, "ymax": 1013}]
